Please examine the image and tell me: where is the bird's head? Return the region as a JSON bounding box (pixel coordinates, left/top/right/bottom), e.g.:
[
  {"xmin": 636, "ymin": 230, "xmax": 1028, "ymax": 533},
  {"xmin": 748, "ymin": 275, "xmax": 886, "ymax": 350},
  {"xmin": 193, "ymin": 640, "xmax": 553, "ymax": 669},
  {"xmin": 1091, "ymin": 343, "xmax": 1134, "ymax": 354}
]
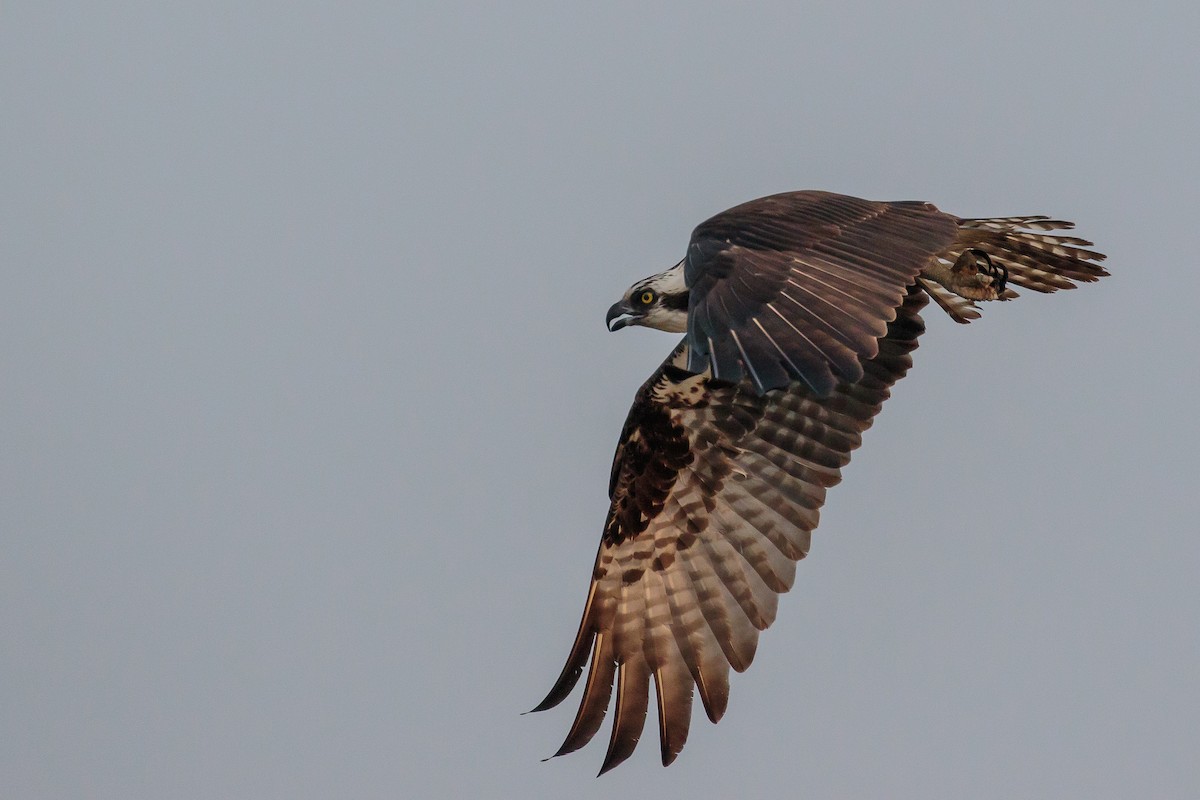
[{"xmin": 605, "ymin": 260, "xmax": 689, "ymax": 333}]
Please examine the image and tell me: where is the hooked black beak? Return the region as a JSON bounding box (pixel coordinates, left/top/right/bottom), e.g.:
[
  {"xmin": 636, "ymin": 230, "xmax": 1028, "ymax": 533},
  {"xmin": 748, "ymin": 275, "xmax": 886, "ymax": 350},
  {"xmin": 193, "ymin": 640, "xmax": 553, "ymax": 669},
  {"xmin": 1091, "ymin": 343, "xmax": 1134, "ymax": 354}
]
[{"xmin": 606, "ymin": 300, "xmax": 636, "ymax": 332}]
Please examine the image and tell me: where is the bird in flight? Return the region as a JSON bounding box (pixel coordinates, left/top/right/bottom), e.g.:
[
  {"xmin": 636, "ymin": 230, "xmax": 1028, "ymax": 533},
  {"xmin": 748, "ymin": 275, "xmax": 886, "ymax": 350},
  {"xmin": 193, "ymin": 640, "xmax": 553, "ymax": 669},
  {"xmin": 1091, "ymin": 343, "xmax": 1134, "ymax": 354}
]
[{"xmin": 532, "ymin": 190, "xmax": 1107, "ymax": 774}]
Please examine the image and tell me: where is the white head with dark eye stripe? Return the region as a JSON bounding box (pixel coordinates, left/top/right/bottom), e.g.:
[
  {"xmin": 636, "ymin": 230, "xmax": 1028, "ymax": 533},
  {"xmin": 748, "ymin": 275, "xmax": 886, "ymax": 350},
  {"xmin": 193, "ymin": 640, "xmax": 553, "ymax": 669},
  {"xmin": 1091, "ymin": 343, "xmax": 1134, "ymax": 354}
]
[{"xmin": 606, "ymin": 260, "xmax": 690, "ymax": 333}]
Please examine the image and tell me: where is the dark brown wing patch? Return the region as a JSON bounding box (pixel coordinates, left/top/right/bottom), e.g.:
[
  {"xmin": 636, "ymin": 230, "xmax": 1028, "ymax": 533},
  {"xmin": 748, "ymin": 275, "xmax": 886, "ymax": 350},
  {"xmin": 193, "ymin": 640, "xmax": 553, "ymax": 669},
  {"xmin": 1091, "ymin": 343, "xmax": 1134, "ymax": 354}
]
[
  {"xmin": 603, "ymin": 396, "xmax": 696, "ymax": 546},
  {"xmin": 684, "ymin": 191, "xmax": 957, "ymax": 395}
]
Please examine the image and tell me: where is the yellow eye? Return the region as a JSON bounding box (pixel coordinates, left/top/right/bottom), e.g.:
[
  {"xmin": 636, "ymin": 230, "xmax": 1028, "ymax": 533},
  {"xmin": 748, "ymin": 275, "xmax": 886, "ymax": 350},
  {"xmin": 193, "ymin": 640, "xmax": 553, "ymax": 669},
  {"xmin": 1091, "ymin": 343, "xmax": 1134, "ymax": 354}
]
[{"xmin": 639, "ymin": 290, "xmax": 655, "ymax": 305}]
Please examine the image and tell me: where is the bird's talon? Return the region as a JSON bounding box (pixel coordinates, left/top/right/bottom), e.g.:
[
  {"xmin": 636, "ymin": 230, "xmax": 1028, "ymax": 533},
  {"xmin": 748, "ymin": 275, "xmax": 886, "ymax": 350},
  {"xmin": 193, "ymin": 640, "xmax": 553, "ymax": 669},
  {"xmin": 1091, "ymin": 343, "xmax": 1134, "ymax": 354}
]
[{"xmin": 968, "ymin": 248, "xmax": 1007, "ymax": 294}]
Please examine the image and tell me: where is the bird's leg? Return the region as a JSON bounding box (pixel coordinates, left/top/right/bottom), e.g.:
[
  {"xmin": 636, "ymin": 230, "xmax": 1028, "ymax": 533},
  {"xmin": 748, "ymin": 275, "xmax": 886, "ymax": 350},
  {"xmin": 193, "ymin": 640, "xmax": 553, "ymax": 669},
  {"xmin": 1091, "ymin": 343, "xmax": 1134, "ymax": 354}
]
[
  {"xmin": 966, "ymin": 249, "xmax": 1007, "ymax": 294},
  {"xmin": 929, "ymin": 248, "xmax": 1009, "ymax": 301}
]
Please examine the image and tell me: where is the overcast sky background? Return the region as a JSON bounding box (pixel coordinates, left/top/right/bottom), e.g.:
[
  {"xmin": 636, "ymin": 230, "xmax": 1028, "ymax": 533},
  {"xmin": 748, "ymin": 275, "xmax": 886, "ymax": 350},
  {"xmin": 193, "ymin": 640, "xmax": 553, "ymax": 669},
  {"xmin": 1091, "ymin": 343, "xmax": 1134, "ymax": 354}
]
[{"xmin": 3, "ymin": 2, "xmax": 1198, "ymax": 798}]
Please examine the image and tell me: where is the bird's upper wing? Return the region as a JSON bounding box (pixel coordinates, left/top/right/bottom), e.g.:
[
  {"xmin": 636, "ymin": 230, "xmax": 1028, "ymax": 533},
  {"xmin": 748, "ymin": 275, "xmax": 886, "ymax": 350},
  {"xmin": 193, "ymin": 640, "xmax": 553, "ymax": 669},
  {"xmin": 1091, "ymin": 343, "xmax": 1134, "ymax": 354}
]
[
  {"xmin": 684, "ymin": 190, "xmax": 957, "ymax": 395},
  {"xmin": 533, "ymin": 287, "xmax": 930, "ymax": 774}
]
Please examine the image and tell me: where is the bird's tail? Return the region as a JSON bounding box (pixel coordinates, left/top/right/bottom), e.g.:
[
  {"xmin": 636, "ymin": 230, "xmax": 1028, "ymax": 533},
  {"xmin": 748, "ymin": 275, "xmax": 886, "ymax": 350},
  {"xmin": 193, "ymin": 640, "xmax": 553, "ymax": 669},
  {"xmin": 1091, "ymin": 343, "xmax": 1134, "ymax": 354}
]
[{"xmin": 919, "ymin": 216, "xmax": 1109, "ymax": 323}]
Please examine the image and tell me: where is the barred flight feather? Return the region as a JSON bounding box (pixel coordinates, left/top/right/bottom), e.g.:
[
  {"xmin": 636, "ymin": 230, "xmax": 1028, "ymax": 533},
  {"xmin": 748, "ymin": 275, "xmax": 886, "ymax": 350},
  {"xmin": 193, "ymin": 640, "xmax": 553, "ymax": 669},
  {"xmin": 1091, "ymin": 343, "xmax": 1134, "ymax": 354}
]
[
  {"xmin": 537, "ymin": 190, "xmax": 1108, "ymax": 773},
  {"xmin": 536, "ymin": 287, "xmax": 930, "ymax": 771}
]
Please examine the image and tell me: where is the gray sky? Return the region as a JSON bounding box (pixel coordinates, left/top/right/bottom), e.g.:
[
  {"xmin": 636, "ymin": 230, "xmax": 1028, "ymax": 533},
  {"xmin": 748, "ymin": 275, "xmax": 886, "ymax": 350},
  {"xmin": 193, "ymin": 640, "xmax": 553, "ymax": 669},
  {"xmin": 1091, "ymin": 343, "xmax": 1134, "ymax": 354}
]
[{"xmin": 3, "ymin": 2, "xmax": 1198, "ymax": 798}]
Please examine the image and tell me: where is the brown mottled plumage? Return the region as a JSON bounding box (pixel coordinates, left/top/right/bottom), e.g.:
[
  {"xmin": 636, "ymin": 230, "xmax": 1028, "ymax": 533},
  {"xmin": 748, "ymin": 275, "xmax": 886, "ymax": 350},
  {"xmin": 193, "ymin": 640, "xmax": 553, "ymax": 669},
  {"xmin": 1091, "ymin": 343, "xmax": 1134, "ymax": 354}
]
[{"xmin": 536, "ymin": 191, "xmax": 1108, "ymax": 774}]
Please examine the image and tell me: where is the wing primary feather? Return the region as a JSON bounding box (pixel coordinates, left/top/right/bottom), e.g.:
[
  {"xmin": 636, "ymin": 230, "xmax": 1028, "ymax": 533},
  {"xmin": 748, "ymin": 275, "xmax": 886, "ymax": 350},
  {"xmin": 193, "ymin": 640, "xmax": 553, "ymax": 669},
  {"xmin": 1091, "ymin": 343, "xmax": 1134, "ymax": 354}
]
[
  {"xmin": 531, "ymin": 579, "xmax": 601, "ymax": 713},
  {"xmin": 778, "ymin": 284, "xmax": 873, "ymax": 354},
  {"xmin": 771, "ymin": 293, "xmax": 836, "ymax": 353},
  {"xmin": 702, "ymin": 339, "xmax": 715, "ymax": 379},
  {"xmin": 598, "ymin": 657, "xmax": 651, "ymax": 775},
  {"xmin": 728, "ymin": 329, "xmax": 765, "ymax": 394},
  {"xmin": 661, "ymin": 552, "xmax": 731, "ymax": 723},
  {"xmin": 641, "ymin": 568, "xmax": 695, "ymax": 766},
  {"xmin": 763, "ymin": 301, "xmax": 839, "ymax": 393},
  {"xmin": 550, "ymin": 630, "xmax": 616, "ymax": 758},
  {"xmin": 749, "ymin": 316, "xmax": 819, "ymax": 399},
  {"xmin": 653, "ymin": 658, "xmax": 694, "ymax": 766},
  {"xmin": 711, "ymin": 291, "xmax": 750, "ymax": 384},
  {"xmin": 784, "ymin": 275, "xmax": 890, "ymax": 338}
]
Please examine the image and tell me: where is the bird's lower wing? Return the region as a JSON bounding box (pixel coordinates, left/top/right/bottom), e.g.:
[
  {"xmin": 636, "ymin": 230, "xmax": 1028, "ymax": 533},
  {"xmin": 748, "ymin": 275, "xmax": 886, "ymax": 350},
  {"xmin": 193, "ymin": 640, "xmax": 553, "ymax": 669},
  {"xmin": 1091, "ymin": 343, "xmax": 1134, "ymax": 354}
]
[{"xmin": 533, "ymin": 286, "xmax": 930, "ymax": 774}]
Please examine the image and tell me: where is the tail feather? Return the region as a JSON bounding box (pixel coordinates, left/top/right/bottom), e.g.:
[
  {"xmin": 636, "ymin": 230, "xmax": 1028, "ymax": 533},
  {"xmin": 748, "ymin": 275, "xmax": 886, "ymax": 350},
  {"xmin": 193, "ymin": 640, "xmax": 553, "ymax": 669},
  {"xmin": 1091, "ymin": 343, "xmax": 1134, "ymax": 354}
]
[
  {"xmin": 923, "ymin": 215, "xmax": 1108, "ymax": 323},
  {"xmin": 959, "ymin": 215, "xmax": 1071, "ymax": 231}
]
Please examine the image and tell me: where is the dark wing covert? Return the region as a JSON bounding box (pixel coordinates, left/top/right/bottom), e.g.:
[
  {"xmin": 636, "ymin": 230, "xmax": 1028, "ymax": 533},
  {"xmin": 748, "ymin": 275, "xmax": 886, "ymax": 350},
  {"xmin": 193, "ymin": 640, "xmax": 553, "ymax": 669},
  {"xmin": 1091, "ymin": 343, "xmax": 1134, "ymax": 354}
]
[{"xmin": 684, "ymin": 191, "xmax": 957, "ymax": 395}]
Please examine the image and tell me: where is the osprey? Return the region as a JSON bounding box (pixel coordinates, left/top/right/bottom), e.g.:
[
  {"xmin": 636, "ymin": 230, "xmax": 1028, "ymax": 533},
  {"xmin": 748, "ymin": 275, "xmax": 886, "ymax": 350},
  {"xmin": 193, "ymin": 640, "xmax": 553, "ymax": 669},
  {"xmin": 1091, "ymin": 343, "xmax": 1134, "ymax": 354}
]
[{"xmin": 532, "ymin": 190, "xmax": 1107, "ymax": 774}]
